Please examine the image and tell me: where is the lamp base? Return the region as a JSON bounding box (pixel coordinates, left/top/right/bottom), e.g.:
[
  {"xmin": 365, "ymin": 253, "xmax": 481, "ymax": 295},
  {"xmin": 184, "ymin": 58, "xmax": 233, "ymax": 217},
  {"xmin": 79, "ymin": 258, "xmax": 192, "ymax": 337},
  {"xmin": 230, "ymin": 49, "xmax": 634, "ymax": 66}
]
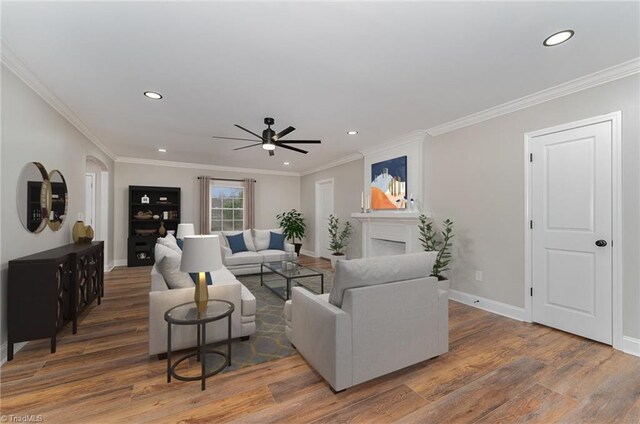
[{"xmin": 194, "ymin": 272, "xmax": 209, "ymax": 313}]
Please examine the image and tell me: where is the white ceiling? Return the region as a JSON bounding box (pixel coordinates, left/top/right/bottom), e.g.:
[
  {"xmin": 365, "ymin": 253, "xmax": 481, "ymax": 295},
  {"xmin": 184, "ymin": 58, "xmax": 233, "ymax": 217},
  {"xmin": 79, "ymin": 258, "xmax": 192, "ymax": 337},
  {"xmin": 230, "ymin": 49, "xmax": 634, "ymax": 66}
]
[{"xmin": 2, "ymin": 1, "xmax": 639, "ymax": 173}]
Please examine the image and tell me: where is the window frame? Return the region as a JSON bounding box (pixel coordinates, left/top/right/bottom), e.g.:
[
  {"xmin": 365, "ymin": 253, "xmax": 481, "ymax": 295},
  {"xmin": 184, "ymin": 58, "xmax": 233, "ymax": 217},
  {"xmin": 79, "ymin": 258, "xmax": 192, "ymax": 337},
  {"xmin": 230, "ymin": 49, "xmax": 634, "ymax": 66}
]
[{"xmin": 209, "ymin": 180, "xmax": 244, "ymax": 232}]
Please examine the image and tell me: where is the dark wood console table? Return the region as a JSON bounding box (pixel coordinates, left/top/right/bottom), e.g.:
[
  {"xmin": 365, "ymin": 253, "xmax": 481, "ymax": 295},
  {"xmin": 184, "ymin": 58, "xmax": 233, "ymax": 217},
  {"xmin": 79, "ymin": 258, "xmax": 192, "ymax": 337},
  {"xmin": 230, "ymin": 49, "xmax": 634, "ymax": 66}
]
[{"xmin": 7, "ymin": 241, "xmax": 104, "ymax": 361}]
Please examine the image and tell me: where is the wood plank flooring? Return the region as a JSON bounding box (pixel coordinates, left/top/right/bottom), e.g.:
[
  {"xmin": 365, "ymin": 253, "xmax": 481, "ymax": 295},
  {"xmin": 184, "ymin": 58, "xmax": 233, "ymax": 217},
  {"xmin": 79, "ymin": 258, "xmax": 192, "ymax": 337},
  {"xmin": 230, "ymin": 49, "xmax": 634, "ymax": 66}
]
[{"xmin": 2, "ymin": 256, "xmax": 639, "ymax": 423}]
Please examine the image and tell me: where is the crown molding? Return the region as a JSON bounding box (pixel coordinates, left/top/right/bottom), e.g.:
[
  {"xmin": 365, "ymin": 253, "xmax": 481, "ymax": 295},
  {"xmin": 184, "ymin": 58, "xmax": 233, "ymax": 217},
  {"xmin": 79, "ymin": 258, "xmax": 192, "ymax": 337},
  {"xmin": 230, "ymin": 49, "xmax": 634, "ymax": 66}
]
[
  {"xmin": 1, "ymin": 41, "xmax": 117, "ymax": 160},
  {"xmin": 357, "ymin": 130, "xmax": 426, "ymax": 157},
  {"xmin": 115, "ymin": 156, "xmax": 301, "ymax": 177},
  {"xmin": 426, "ymin": 57, "xmax": 640, "ymax": 137},
  {"xmin": 299, "ymin": 153, "xmax": 363, "ymax": 176}
]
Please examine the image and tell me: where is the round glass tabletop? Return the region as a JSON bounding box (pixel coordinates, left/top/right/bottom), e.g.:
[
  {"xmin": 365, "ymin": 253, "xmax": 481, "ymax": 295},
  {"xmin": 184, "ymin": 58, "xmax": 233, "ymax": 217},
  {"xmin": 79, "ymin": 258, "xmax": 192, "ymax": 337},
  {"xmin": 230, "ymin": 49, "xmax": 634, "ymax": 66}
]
[{"xmin": 164, "ymin": 300, "xmax": 234, "ymax": 325}]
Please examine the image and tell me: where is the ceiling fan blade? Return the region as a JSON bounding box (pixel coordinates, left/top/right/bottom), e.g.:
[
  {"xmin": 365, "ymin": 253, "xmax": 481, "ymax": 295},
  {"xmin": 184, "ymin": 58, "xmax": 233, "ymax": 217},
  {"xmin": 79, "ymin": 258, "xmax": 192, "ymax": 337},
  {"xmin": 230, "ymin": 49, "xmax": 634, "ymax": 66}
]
[
  {"xmin": 273, "ymin": 126, "xmax": 295, "ymax": 141},
  {"xmin": 233, "ymin": 143, "xmax": 263, "ymax": 151},
  {"xmin": 234, "ymin": 124, "xmax": 265, "ymax": 141},
  {"xmin": 278, "ymin": 144, "xmax": 308, "ymax": 154},
  {"xmin": 268, "ymin": 150, "xmax": 275, "ymax": 157},
  {"xmin": 212, "ymin": 135, "xmax": 263, "ymax": 142},
  {"xmin": 276, "ymin": 140, "xmax": 321, "ymax": 144}
]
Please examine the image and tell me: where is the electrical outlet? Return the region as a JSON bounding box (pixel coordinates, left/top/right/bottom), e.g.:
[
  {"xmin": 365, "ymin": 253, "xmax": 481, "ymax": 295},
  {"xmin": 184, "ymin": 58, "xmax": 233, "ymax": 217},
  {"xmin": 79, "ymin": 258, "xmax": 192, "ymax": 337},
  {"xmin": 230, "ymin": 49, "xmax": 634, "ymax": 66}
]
[{"xmin": 475, "ymin": 271, "xmax": 483, "ymax": 282}]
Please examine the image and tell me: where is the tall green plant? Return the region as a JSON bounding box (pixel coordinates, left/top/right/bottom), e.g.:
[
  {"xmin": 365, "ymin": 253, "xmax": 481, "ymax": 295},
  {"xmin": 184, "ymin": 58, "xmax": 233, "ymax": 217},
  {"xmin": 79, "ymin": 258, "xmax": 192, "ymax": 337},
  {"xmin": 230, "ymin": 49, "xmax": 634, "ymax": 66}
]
[
  {"xmin": 418, "ymin": 214, "xmax": 454, "ymax": 278},
  {"xmin": 276, "ymin": 209, "xmax": 306, "ymax": 244},
  {"xmin": 328, "ymin": 214, "xmax": 353, "ymax": 255}
]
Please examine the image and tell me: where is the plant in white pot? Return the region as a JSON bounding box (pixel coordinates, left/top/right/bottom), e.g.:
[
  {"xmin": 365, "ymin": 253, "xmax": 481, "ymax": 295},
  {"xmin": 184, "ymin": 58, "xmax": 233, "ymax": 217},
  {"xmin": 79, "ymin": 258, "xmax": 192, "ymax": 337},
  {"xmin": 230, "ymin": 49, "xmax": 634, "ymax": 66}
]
[
  {"xmin": 328, "ymin": 214, "xmax": 353, "ymax": 268},
  {"xmin": 276, "ymin": 209, "xmax": 306, "ymax": 255},
  {"xmin": 418, "ymin": 214, "xmax": 454, "ymax": 280}
]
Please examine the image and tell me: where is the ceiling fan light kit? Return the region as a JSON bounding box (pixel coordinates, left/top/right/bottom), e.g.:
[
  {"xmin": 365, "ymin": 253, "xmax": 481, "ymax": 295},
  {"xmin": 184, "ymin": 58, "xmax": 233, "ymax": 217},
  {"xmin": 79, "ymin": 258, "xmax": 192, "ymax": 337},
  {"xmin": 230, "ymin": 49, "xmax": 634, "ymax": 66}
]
[{"xmin": 212, "ymin": 117, "xmax": 322, "ymax": 157}]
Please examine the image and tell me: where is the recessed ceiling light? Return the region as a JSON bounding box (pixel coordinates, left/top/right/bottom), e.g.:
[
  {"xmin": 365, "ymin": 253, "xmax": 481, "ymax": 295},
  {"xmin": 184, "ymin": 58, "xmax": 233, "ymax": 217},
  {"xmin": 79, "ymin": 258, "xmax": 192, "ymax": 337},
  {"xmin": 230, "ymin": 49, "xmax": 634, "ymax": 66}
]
[
  {"xmin": 158, "ymin": 148, "xmax": 167, "ymax": 153},
  {"xmin": 283, "ymin": 162, "xmax": 290, "ymax": 166},
  {"xmin": 347, "ymin": 130, "xmax": 359, "ymax": 135},
  {"xmin": 144, "ymin": 91, "xmax": 163, "ymax": 100},
  {"xmin": 543, "ymin": 30, "xmax": 574, "ymax": 47}
]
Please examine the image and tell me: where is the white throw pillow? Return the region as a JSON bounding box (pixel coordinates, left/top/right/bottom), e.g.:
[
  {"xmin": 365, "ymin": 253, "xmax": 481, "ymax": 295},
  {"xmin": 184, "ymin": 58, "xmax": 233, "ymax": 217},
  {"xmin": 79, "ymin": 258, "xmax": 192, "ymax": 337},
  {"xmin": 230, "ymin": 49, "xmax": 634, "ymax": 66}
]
[
  {"xmin": 154, "ymin": 242, "xmax": 175, "ymax": 264},
  {"xmin": 222, "ymin": 229, "xmax": 256, "ymax": 252},
  {"xmin": 253, "ymin": 228, "xmax": 283, "ymax": 251},
  {"xmin": 155, "ymin": 250, "xmax": 194, "ymax": 289},
  {"xmin": 157, "ymin": 235, "xmax": 182, "ymax": 254}
]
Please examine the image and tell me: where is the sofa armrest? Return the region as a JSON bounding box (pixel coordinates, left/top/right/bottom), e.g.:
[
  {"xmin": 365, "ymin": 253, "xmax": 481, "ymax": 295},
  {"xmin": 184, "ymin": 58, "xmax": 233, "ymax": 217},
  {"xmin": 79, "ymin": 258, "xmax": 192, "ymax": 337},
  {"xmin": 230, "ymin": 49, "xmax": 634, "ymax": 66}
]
[
  {"xmin": 291, "ymin": 287, "xmax": 352, "ymax": 391},
  {"xmin": 220, "ymin": 245, "xmax": 232, "ymax": 262},
  {"xmin": 148, "ymin": 281, "xmax": 242, "ymax": 355},
  {"xmin": 284, "ymin": 243, "xmax": 295, "ymax": 254}
]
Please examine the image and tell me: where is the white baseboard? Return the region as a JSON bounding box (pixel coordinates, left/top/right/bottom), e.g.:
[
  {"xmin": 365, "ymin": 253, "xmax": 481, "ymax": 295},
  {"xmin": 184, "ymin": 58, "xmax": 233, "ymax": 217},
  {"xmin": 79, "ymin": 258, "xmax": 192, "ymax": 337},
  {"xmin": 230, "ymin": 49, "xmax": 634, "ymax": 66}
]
[
  {"xmin": 0, "ymin": 341, "xmax": 27, "ymax": 367},
  {"xmin": 113, "ymin": 259, "xmax": 127, "ymax": 267},
  {"xmin": 105, "ymin": 261, "xmax": 115, "ymax": 273},
  {"xmin": 623, "ymin": 336, "xmax": 640, "ymax": 357},
  {"xmin": 300, "ymin": 249, "xmax": 318, "ymax": 258},
  {"xmin": 449, "ymin": 289, "xmax": 526, "ymax": 322}
]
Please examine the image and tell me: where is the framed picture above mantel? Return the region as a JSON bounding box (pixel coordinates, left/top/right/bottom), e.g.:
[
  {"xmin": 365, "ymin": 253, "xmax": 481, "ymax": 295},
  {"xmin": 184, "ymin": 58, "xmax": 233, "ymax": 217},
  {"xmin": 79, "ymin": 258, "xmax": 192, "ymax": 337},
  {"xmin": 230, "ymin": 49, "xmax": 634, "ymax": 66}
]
[{"xmin": 371, "ymin": 155, "xmax": 407, "ymax": 210}]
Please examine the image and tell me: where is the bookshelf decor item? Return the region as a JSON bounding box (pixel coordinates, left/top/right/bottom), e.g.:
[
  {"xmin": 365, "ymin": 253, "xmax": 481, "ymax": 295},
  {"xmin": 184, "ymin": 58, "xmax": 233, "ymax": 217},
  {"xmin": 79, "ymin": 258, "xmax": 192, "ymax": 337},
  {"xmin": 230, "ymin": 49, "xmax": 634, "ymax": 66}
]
[{"xmin": 128, "ymin": 185, "xmax": 181, "ymax": 267}]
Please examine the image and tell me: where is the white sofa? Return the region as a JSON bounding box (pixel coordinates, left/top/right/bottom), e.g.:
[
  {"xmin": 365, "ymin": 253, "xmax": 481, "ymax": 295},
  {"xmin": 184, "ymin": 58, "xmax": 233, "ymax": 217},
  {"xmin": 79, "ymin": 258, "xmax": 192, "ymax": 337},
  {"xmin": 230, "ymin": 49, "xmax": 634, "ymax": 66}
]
[
  {"xmin": 148, "ymin": 240, "xmax": 256, "ymax": 356},
  {"xmin": 284, "ymin": 252, "xmax": 449, "ymax": 392},
  {"xmin": 215, "ymin": 229, "xmax": 297, "ymax": 276}
]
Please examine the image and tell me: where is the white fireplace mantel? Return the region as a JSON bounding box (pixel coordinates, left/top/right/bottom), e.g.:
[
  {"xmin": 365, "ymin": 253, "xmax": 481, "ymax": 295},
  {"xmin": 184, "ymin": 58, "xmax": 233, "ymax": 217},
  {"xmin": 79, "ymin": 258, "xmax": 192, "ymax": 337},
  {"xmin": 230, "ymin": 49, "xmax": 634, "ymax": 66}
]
[{"xmin": 352, "ymin": 212, "xmax": 429, "ymax": 258}]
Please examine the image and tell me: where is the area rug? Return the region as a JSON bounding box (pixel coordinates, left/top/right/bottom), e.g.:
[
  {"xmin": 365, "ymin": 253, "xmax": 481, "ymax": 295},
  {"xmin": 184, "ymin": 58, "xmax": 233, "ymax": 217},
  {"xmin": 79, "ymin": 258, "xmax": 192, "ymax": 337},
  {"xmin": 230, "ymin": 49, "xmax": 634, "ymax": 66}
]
[{"xmin": 205, "ymin": 267, "xmax": 334, "ymax": 373}]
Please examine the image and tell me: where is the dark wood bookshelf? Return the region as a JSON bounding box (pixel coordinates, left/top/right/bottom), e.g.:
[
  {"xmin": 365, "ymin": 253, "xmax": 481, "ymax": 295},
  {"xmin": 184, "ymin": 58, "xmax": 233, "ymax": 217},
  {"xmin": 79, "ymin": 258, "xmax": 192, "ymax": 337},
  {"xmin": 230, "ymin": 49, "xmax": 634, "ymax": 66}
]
[{"xmin": 127, "ymin": 185, "xmax": 181, "ymax": 267}]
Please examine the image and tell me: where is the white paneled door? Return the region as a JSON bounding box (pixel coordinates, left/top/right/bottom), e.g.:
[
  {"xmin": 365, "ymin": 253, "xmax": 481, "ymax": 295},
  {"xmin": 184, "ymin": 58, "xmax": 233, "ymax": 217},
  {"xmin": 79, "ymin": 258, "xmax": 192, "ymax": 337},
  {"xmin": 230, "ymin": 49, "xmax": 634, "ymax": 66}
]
[
  {"xmin": 315, "ymin": 179, "xmax": 334, "ymax": 259},
  {"xmin": 531, "ymin": 121, "xmax": 612, "ymax": 344}
]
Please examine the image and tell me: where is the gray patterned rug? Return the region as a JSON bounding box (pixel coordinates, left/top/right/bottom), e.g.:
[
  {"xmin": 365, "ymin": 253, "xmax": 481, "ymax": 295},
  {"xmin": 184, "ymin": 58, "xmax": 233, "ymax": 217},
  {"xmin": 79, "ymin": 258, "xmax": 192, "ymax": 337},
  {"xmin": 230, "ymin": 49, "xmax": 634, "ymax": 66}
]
[{"xmin": 205, "ymin": 268, "xmax": 334, "ymax": 373}]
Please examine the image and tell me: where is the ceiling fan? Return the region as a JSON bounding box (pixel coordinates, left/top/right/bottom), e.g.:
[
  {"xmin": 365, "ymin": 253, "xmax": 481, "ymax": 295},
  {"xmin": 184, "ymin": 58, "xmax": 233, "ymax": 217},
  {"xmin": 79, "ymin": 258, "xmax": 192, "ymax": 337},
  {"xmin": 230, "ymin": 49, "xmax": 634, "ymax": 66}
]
[{"xmin": 212, "ymin": 117, "xmax": 321, "ymax": 156}]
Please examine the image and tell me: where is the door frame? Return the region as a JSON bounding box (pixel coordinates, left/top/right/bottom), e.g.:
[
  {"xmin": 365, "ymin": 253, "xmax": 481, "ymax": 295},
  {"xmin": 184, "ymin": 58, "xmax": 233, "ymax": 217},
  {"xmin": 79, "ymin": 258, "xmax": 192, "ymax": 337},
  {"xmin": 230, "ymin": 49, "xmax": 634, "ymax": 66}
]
[
  {"xmin": 85, "ymin": 172, "xmax": 96, "ymax": 228},
  {"xmin": 315, "ymin": 178, "xmax": 335, "ymax": 258},
  {"xmin": 523, "ymin": 111, "xmax": 622, "ymax": 350}
]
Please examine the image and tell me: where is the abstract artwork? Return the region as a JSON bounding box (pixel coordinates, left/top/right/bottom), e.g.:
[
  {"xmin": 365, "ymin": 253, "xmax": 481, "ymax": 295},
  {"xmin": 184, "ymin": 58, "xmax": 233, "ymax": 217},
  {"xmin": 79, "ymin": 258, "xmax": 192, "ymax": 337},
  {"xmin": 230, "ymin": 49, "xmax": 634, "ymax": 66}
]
[{"xmin": 371, "ymin": 156, "xmax": 407, "ymax": 210}]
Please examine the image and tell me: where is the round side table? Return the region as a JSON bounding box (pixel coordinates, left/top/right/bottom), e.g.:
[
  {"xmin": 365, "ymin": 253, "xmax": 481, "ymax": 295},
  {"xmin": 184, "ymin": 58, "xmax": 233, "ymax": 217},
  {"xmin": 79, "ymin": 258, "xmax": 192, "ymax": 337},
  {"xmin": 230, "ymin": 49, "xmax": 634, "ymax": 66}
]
[{"xmin": 164, "ymin": 300, "xmax": 234, "ymax": 390}]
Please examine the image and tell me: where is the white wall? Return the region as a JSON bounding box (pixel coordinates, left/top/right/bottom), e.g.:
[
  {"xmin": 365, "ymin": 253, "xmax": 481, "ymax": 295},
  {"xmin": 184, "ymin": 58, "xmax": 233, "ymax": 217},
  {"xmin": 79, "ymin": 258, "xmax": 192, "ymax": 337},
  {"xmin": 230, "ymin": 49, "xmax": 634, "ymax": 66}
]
[
  {"xmin": 425, "ymin": 74, "xmax": 640, "ymax": 339},
  {"xmin": 1, "ymin": 66, "xmax": 115, "ymax": 363},
  {"xmin": 300, "ymin": 159, "xmax": 364, "ymax": 259},
  {"xmin": 113, "ymin": 160, "xmax": 300, "ymax": 263}
]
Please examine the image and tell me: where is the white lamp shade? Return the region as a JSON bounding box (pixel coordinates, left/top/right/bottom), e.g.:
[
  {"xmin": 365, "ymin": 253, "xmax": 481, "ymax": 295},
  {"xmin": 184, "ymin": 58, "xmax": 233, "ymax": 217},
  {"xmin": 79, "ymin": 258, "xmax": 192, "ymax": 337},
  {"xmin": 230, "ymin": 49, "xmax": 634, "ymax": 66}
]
[
  {"xmin": 176, "ymin": 223, "xmax": 195, "ymax": 239},
  {"xmin": 180, "ymin": 235, "xmax": 223, "ymax": 272}
]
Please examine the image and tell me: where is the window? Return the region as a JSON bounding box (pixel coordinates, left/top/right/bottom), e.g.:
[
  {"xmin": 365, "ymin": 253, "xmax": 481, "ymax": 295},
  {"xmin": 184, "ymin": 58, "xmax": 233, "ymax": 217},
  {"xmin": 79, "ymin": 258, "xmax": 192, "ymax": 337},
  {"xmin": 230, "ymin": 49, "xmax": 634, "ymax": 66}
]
[{"xmin": 210, "ymin": 182, "xmax": 244, "ymax": 231}]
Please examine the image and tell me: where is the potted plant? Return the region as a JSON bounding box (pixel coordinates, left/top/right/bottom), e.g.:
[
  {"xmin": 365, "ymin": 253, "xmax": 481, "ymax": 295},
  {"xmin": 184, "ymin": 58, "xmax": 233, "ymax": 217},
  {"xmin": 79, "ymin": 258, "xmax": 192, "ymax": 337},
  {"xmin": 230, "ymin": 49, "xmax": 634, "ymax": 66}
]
[
  {"xmin": 328, "ymin": 214, "xmax": 353, "ymax": 268},
  {"xmin": 418, "ymin": 214, "xmax": 454, "ymax": 280},
  {"xmin": 276, "ymin": 209, "xmax": 306, "ymax": 255}
]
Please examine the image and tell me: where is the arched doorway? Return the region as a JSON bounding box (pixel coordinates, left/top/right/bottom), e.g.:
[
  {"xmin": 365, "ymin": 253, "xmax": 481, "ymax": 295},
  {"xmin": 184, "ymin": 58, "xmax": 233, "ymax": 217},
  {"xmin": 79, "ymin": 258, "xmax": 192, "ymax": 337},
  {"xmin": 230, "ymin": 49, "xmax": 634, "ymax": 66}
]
[{"xmin": 85, "ymin": 156, "xmax": 109, "ymax": 269}]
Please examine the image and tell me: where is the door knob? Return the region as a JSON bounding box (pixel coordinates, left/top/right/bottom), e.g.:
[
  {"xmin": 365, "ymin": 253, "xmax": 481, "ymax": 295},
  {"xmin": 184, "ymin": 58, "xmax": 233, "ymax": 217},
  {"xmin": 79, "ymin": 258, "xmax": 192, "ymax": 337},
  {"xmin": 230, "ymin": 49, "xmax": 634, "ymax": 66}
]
[{"xmin": 595, "ymin": 239, "xmax": 608, "ymax": 247}]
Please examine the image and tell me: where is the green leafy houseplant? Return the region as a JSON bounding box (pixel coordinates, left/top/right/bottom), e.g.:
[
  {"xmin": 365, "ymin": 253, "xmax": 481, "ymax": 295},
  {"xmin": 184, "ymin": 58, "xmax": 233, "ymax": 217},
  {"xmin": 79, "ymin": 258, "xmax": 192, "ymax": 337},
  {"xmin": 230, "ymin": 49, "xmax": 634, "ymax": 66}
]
[
  {"xmin": 328, "ymin": 214, "xmax": 353, "ymax": 257},
  {"xmin": 418, "ymin": 214, "xmax": 454, "ymax": 279},
  {"xmin": 276, "ymin": 209, "xmax": 306, "ymax": 254}
]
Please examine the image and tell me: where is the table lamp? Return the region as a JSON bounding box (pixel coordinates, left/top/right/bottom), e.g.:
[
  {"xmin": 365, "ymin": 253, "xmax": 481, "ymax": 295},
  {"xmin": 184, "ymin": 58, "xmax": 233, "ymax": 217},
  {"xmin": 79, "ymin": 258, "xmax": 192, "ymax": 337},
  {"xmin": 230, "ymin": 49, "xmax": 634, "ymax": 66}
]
[
  {"xmin": 176, "ymin": 223, "xmax": 195, "ymax": 239},
  {"xmin": 180, "ymin": 235, "xmax": 222, "ymax": 312}
]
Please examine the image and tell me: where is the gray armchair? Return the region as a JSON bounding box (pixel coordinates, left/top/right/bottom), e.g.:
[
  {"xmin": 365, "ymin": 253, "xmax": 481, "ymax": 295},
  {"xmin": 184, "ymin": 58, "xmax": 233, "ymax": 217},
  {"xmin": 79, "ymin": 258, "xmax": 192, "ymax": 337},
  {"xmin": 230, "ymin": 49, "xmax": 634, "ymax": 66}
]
[{"xmin": 284, "ymin": 252, "xmax": 448, "ymax": 392}]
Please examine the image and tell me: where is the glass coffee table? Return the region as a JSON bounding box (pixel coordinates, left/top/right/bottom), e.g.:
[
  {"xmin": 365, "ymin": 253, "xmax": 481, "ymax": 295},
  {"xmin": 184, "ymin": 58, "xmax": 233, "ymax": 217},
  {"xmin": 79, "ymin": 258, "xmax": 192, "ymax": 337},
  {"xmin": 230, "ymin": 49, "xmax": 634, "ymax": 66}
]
[{"xmin": 260, "ymin": 261, "xmax": 324, "ymax": 301}]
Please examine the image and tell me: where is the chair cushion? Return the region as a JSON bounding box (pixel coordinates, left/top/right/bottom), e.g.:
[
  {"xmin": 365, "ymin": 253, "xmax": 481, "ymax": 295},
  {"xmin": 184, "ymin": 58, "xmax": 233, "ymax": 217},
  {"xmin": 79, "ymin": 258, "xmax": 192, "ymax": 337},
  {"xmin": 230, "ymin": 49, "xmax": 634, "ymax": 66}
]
[
  {"xmin": 328, "ymin": 252, "xmax": 436, "ymax": 307},
  {"xmin": 225, "ymin": 251, "xmax": 264, "ymax": 266},
  {"xmin": 221, "ymin": 230, "xmax": 256, "ymax": 252},
  {"xmin": 259, "ymin": 249, "xmax": 288, "ymax": 262},
  {"xmin": 254, "ymin": 228, "xmax": 282, "ymax": 251},
  {"xmin": 268, "ymin": 232, "xmax": 286, "ymax": 250},
  {"xmin": 156, "ymin": 254, "xmax": 194, "ymax": 289},
  {"xmin": 226, "ymin": 233, "xmax": 248, "ymax": 254}
]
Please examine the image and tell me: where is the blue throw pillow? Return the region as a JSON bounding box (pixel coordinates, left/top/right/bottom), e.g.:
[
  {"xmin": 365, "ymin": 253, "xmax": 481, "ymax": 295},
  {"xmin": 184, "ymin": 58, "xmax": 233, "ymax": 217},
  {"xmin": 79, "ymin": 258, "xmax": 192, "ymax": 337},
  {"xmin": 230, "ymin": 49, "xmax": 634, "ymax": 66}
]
[
  {"xmin": 226, "ymin": 233, "xmax": 248, "ymax": 254},
  {"xmin": 189, "ymin": 272, "xmax": 213, "ymax": 285},
  {"xmin": 268, "ymin": 231, "xmax": 286, "ymax": 250},
  {"xmin": 177, "ymin": 239, "xmax": 184, "ymax": 250}
]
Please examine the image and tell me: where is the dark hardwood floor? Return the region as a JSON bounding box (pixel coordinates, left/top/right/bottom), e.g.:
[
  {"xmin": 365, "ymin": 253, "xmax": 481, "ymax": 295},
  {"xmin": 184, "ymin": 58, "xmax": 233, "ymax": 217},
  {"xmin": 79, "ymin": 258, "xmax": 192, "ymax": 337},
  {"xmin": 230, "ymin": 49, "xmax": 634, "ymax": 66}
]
[{"xmin": 1, "ymin": 256, "xmax": 639, "ymax": 423}]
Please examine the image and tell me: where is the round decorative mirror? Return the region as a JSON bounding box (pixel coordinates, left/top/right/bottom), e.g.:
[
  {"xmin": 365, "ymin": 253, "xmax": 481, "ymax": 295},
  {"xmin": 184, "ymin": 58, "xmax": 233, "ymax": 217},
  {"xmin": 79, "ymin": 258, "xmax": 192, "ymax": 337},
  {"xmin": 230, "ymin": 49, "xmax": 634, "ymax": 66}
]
[
  {"xmin": 48, "ymin": 170, "xmax": 68, "ymax": 231},
  {"xmin": 17, "ymin": 162, "xmax": 50, "ymax": 233}
]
